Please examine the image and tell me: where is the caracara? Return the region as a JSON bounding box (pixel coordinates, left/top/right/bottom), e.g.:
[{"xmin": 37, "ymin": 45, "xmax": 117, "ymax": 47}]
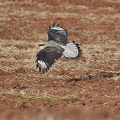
[{"xmin": 36, "ymin": 23, "xmax": 82, "ymax": 73}]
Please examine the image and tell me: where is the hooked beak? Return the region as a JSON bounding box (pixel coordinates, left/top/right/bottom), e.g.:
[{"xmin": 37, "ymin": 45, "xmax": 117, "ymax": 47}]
[
  {"xmin": 37, "ymin": 43, "xmax": 45, "ymax": 49},
  {"xmin": 38, "ymin": 44, "xmax": 45, "ymax": 46}
]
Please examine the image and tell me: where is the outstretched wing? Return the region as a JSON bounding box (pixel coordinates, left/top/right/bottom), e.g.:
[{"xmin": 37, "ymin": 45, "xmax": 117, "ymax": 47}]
[
  {"xmin": 36, "ymin": 46, "xmax": 64, "ymax": 73},
  {"xmin": 47, "ymin": 23, "xmax": 68, "ymax": 45}
]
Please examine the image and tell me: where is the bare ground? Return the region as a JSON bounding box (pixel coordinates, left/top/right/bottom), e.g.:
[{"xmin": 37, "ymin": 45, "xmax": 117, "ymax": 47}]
[{"xmin": 0, "ymin": 0, "xmax": 120, "ymax": 119}]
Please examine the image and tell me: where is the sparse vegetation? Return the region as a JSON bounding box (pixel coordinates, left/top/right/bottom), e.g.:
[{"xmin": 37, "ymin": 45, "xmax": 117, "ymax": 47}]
[
  {"xmin": 0, "ymin": 90, "xmax": 79, "ymax": 101},
  {"xmin": 0, "ymin": 0, "xmax": 120, "ymax": 119}
]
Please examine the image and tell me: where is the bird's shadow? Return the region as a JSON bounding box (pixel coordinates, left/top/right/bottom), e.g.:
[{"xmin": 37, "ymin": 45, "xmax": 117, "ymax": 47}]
[
  {"xmin": 66, "ymin": 71, "xmax": 120, "ymax": 83},
  {"xmin": 66, "ymin": 75, "xmax": 93, "ymax": 83}
]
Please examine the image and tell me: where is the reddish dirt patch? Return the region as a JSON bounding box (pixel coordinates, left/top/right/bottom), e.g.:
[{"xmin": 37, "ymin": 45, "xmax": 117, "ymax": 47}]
[{"xmin": 0, "ymin": 0, "xmax": 120, "ymax": 119}]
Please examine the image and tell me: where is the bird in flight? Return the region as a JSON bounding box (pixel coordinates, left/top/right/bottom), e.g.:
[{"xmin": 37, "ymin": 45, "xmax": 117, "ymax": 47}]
[{"xmin": 36, "ymin": 23, "xmax": 82, "ymax": 73}]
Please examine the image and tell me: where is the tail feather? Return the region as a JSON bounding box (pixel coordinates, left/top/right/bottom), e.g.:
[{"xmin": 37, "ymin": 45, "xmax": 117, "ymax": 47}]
[{"xmin": 63, "ymin": 41, "xmax": 82, "ymax": 59}]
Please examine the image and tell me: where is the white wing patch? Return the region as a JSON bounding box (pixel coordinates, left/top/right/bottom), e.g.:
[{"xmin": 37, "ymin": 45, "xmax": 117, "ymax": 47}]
[
  {"xmin": 51, "ymin": 26, "xmax": 64, "ymax": 31},
  {"xmin": 37, "ymin": 60, "xmax": 47, "ymax": 71}
]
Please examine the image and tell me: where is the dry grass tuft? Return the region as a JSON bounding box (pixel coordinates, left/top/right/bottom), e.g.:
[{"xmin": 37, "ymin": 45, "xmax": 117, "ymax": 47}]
[{"xmin": 0, "ymin": 90, "xmax": 79, "ymax": 101}]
